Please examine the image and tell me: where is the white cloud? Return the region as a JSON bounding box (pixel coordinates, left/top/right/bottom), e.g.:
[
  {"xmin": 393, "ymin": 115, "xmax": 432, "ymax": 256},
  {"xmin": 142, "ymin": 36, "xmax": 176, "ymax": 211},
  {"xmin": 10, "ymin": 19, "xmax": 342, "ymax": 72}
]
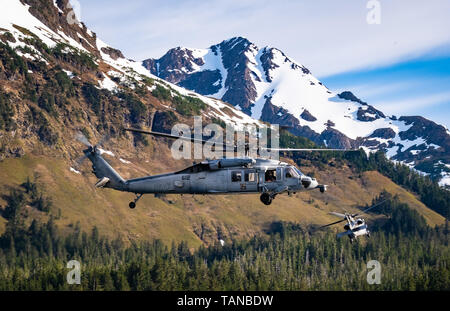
[
  {"xmin": 78, "ymin": 0, "xmax": 450, "ymax": 76},
  {"xmin": 375, "ymin": 91, "xmax": 450, "ymax": 115}
]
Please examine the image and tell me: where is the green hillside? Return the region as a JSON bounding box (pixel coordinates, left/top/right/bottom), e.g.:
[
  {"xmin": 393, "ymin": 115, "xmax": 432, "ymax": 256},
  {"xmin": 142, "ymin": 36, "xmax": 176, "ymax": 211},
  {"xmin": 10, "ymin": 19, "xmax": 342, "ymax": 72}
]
[{"xmin": 0, "ymin": 149, "xmax": 445, "ymax": 248}]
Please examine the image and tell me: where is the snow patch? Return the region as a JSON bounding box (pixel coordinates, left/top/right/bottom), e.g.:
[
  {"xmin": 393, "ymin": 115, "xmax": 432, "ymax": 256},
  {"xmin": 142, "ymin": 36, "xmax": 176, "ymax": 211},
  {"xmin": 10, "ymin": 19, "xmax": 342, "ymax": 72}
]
[
  {"xmin": 70, "ymin": 167, "xmax": 81, "ymax": 174},
  {"xmin": 98, "ymin": 73, "xmax": 117, "ymax": 92},
  {"xmin": 438, "ymin": 172, "xmax": 450, "ymax": 188},
  {"xmin": 98, "ymin": 148, "xmax": 115, "ymax": 157},
  {"xmin": 63, "ymin": 69, "xmax": 74, "ymax": 78},
  {"xmin": 53, "ymin": 0, "xmax": 64, "ymax": 14}
]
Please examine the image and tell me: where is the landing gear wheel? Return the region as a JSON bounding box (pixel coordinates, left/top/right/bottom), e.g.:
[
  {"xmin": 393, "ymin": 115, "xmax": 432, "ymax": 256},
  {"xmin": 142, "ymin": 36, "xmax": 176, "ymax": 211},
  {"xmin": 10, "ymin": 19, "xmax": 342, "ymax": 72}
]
[
  {"xmin": 129, "ymin": 193, "xmax": 143, "ymax": 209},
  {"xmin": 260, "ymin": 193, "xmax": 272, "ymax": 205}
]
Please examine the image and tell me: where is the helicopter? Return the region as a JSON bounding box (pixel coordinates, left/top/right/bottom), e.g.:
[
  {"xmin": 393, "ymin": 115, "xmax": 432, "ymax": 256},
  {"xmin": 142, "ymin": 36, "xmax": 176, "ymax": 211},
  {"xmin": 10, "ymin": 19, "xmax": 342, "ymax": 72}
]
[
  {"xmin": 74, "ymin": 127, "xmax": 353, "ymax": 209},
  {"xmin": 319, "ymin": 200, "xmax": 387, "ymax": 243}
]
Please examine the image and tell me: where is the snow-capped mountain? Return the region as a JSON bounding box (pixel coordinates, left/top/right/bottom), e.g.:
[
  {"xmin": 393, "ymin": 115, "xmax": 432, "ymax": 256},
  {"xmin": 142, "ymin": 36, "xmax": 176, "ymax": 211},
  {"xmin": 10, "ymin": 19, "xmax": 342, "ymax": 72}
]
[
  {"xmin": 143, "ymin": 37, "xmax": 450, "ymax": 187},
  {"xmin": 0, "ymin": 1, "xmax": 260, "ymax": 131},
  {"xmin": 0, "ymin": 1, "xmax": 448, "ymax": 187}
]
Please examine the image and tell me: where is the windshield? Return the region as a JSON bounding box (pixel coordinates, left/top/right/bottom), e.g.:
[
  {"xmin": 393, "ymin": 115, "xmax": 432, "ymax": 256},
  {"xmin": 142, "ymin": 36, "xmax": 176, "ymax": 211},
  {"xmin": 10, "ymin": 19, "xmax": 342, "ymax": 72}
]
[
  {"xmin": 293, "ymin": 166, "xmax": 304, "ymax": 176},
  {"xmin": 286, "ymin": 166, "xmax": 301, "ymax": 178}
]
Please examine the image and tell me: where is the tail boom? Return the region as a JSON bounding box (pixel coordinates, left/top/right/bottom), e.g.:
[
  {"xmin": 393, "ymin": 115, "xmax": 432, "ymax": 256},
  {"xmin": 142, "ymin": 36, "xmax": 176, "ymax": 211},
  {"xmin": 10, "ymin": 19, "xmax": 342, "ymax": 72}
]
[{"xmin": 86, "ymin": 148, "xmax": 126, "ymax": 190}]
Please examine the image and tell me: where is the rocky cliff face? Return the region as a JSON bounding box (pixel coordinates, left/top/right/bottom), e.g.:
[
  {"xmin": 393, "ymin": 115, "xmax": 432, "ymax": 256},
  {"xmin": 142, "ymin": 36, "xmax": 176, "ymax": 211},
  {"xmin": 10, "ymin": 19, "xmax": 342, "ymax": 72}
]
[
  {"xmin": 144, "ymin": 37, "xmax": 260, "ymax": 115},
  {"xmin": 143, "ymin": 38, "xmax": 450, "ymax": 186},
  {"xmin": 0, "ymin": 1, "xmax": 260, "ymax": 160}
]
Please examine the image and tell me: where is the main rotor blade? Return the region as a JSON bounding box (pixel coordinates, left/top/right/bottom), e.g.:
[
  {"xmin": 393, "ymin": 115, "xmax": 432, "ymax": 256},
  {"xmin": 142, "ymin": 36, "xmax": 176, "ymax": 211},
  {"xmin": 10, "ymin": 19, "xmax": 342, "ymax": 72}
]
[
  {"xmin": 261, "ymin": 147, "xmax": 357, "ymax": 152},
  {"xmin": 329, "ymin": 211, "xmax": 347, "ymax": 218},
  {"xmin": 75, "ymin": 132, "xmax": 92, "ymax": 147},
  {"xmin": 124, "ymin": 128, "xmax": 236, "ymax": 150},
  {"xmin": 319, "ymin": 218, "xmax": 347, "ymax": 228},
  {"xmin": 125, "ymin": 128, "xmax": 357, "ymax": 153},
  {"xmin": 353, "ymin": 199, "xmax": 389, "ymax": 217}
]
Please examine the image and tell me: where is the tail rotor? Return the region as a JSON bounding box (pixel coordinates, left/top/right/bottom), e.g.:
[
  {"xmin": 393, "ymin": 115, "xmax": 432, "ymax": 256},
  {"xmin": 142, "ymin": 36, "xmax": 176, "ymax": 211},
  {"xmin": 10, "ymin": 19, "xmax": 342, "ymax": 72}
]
[
  {"xmin": 73, "ymin": 131, "xmax": 112, "ymax": 170},
  {"xmin": 75, "ymin": 131, "xmax": 92, "ymax": 148}
]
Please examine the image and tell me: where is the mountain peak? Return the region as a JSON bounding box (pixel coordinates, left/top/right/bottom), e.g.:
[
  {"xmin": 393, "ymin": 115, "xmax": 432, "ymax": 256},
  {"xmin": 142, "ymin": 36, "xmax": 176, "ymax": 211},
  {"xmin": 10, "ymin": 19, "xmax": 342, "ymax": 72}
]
[
  {"xmin": 142, "ymin": 36, "xmax": 315, "ymax": 114},
  {"xmin": 220, "ymin": 36, "xmax": 251, "ymax": 46},
  {"xmin": 215, "ymin": 36, "xmax": 253, "ymax": 56}
]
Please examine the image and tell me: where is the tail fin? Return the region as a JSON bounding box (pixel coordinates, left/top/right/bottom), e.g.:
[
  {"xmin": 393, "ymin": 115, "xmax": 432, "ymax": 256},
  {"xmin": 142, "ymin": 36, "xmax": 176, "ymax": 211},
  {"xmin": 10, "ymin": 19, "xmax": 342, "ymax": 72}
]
[{"xmin": 84, "ymin": 147, "xmax": 126, "ymax": 190}]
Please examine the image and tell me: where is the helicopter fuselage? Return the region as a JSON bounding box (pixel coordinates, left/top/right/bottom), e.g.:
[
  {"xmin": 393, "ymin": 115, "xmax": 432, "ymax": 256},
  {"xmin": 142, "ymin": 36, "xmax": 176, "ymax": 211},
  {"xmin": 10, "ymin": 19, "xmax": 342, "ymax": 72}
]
[
  {"xmin": 124, "ymin": 160, "xmax": 317, "ymax": 195},
  {"xmin": 338, "ymin": 216, "xmax": 370, "ymax": 241},
  {"xmin": 87, "ymin": 150, "xmax": 326, "ymax": 207}
]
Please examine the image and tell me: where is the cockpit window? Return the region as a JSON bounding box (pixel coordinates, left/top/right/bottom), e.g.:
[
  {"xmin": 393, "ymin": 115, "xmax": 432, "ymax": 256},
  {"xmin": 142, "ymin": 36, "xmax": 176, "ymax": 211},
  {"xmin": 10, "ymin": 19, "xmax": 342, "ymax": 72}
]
[
  {"xmin": 293, "ymin": 167, "xmax": 304, "ymax": 176},
  {"xmin": 285, "ymin": 167, "xmax": 300, "ymax": 178}
]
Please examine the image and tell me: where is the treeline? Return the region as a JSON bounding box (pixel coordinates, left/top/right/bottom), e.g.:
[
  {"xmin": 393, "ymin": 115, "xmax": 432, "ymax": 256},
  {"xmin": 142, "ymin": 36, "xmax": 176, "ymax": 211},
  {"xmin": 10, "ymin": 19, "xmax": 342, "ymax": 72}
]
[{"xmin": 0, "ymin": 188, "xmax": 448, "ymax": 291}]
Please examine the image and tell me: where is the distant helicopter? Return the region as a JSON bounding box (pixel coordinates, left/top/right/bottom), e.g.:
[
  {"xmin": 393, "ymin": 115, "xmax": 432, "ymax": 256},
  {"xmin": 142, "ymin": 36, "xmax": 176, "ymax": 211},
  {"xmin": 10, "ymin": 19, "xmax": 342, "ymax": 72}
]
[
  {"xmin": 74, "ymin": 128, "xmax": 354, "ymax": 209},
  {"xmin": 319, "ymin": 200, "xmax": 386, "ymax": 243}
]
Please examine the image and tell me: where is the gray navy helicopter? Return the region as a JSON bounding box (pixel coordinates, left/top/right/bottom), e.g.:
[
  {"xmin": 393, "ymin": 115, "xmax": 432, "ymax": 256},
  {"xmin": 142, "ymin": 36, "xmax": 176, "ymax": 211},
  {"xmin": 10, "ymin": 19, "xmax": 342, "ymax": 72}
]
[
  {"xmin": 75, "ymin": 128, "xmax": 354, "ymax": 209},
  {"xmin": 318, "ymin": 200, "xmax": 387, "ymax": 243}
]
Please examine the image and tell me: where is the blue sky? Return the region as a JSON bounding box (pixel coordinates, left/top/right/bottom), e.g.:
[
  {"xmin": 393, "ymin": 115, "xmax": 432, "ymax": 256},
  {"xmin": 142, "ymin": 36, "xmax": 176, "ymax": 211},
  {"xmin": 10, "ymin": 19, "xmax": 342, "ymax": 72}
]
[
  {"xmin": 321, "ymin": 53, "xmax": 450, "ymax": 127},
  {"xmin": 74, "ymin": 0, "xmax": 450, "ymax": 128}
]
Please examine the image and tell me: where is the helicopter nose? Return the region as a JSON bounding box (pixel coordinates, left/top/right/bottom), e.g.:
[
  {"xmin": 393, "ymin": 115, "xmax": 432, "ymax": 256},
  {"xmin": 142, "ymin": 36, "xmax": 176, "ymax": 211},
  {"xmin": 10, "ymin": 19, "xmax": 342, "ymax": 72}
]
[
  {"xmin": 301, "ymin": 176, "xmax": 318, "ymax": 189},
  {"xmin": 300, "ymin": 176, "xmax": 310, "ymax": 188}
]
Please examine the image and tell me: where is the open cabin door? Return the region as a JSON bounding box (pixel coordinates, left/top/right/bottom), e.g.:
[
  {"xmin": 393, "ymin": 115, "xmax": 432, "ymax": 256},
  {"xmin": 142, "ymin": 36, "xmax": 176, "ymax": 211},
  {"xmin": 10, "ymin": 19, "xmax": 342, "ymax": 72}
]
[
  {"xmin": 228, "ymin": 169, "xmax": 258, "ymax": 193},
  {"xmin": 243, "ymin": 169, "xmax": 258, "ymax": 192}
]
